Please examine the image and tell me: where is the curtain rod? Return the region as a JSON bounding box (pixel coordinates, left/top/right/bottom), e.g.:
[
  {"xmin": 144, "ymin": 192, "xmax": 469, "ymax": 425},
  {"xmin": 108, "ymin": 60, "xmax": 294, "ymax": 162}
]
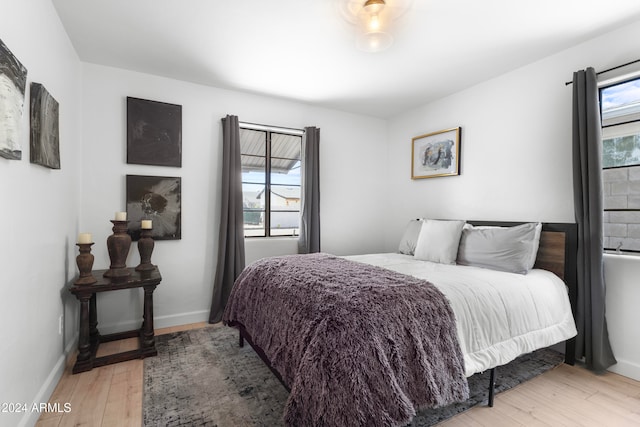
[
  {"xmin": 565, "ymin": 58, "xmax": 640, "ymax": 85},
  {"xmin": 239, "ymin": 121, "xmax": 304, "ymax": 134}
]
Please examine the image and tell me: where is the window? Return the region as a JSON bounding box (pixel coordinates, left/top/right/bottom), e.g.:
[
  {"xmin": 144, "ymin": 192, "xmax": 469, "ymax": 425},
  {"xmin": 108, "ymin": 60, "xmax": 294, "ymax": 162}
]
[
  {"xmin": 240, "ymin": 125, "xmax": 302, "ymax": 237},
  {"xmin": 600, "ymin": 78, "xmax": 640, "ymax": 254}
]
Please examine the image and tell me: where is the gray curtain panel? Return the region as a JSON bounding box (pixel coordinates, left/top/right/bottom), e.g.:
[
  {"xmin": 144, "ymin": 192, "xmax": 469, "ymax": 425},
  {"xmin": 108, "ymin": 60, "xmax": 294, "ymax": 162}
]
[
  {"xmin": 298, "ymin": 126, "xmax": 321, "ymax": 254},
  {"xmin": 209, "ymin": 115, "xmax": 246, "ymax": 323},
  {"xmin": 571, "ymin": 68, "xmax": 616, "ymax": 371}
]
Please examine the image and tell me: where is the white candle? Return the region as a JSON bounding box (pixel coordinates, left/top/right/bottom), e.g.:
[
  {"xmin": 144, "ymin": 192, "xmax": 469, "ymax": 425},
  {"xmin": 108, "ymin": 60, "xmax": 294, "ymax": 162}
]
[
  {"xmin": 141, "ymin": 220, "xmax": 152, "ymax": 229},
  {"xmin": 115, "ymin": 211, "xmax": 127, "ymax": 221},
  {"xmin": 78, "ymin": 233, "xmax": 92, "ymax": 244}
]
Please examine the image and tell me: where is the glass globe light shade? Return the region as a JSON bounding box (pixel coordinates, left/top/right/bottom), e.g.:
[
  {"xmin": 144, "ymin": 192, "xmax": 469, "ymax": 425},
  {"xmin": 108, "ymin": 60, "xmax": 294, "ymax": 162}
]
[{"xmin": 356, "ymin": 31, "xmax": 393, "ymax": 52}]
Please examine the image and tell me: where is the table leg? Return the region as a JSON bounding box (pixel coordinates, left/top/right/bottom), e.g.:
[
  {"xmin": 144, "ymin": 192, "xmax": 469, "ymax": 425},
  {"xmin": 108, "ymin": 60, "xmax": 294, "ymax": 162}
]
[
  {"xmin": 142, "ymin": 284, "xmax": 157, "ymax": 350},
  {"xmin": 77, "ymin": 295, "xmax": 92, "ymax": 363},
  {"xmin": 89, "ymin": 293, "xmax": 99, "ymax": 344},
  {"xmin": 141, "ymin": 288, "xmax": 147, "ymax": 330}
]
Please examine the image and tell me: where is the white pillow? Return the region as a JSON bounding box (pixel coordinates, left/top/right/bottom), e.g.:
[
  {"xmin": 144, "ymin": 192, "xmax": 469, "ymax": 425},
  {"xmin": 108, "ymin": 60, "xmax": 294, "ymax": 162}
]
[
  {"xmin": 398, "ymin": 218, "xmax": 423, "ymax": 255},
  {"xmin": 414, "ymin": 219, "xmax": 466, "ymax": 264}
]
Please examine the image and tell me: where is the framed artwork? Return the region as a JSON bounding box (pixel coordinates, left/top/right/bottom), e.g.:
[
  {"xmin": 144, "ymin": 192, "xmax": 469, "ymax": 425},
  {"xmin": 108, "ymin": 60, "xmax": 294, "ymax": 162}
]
[
  {"xmin": 30, "ymin": 83, "xmax": 60, "ymax": 169},
  {"xmin": 126, "ymin": 174, "xmax": 182, "ymax": 240},
  {"xmin": 127, "ymin": 97, "xmax": 182, "ymax": 167},
  {"xmin": 0, "ymin": 38, "xmax": 28, "ymax": 160},
  {"xmin": 411, "ymin": 127, "xmax": 461, "ymax": 179}
]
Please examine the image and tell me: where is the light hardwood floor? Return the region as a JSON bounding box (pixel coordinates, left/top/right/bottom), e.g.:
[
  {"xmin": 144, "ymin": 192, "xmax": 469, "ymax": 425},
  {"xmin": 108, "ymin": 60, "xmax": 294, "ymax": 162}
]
[{"xmin": 38, "ymin": 323, "xmax": 640, "ymax": 426}]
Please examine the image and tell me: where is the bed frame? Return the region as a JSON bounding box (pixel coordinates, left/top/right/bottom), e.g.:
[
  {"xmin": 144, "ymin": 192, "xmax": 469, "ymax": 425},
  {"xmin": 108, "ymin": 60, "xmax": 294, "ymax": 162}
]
[
  {"xmin": 469, "ymin": 221, "xmax": 578, "ymax": 364},
  {"xmin": 468, "ymin": 222, "xmax": 578, "ymax": 405},
  {"xmin": 228, "ymin": 221, "xmax": 578, "ymax": 409}
]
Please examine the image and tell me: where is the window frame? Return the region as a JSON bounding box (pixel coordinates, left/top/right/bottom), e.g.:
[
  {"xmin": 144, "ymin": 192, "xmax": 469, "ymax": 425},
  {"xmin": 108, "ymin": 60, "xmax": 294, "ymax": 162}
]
[
  {"xmin": 599, "ymin": 76, "xmax": 640, "ymax": 255},
  {"xmin": 239, "ymin": 123, "xmax": 303, "ymax": 238}
]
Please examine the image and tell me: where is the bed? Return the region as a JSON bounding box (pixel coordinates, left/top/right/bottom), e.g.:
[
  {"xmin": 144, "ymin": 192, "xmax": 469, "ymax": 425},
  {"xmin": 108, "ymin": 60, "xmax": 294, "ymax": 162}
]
[{"xmin": 223, "ymin": 220, "xmax": 578, "ymax": 427}]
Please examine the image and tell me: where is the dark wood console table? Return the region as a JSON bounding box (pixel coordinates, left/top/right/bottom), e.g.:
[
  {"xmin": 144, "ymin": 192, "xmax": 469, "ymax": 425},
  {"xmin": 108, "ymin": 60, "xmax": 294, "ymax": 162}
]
[{"xmin": 68, "ymin": 267, "xmax": 162, "ymax": 374}]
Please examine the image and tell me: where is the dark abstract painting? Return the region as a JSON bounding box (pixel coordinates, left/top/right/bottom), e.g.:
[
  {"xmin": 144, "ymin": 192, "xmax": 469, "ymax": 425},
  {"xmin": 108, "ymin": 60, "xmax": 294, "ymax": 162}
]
[
  {"xmin": 127, "ymin": 97, "xmax": 182, "ymax": 167},
  {"xmin": 0, "ymin": 38, "xmax": 28, "ymax": 160},
  {"xmin": 30, "ymin": 82, "xmax": 60, "ymax": 169},
  {"xmin": 126, "ymin": 175, "xmax": 181, "ymax": 240}
]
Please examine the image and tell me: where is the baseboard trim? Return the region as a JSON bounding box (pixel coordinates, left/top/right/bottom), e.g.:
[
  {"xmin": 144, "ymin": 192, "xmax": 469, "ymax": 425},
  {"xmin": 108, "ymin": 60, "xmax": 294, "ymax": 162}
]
[
  {"xmin": 19, "ymin": 338, "xmax": 77, "ymax": 427},
  {"xmin": 608, "ymin": 358, "xmax": 640, "ymax": 381},
  {"xmin": 154, "ymin": 310, "xmax": 211, "ymax": 329},
  {"xmin": 95, "ymin": 309, "xmax": 210, "ymax": 335},
  {"xmin": 22, "ymin": 310, "xmax": 209, "ymax": 426}
]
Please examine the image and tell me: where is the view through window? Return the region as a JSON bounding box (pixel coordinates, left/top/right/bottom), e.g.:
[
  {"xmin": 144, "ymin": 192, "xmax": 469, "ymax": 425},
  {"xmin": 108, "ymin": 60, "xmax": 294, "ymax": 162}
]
[
  {"xmin": 240, "ymin": 126, "xmax": 302, "ymax": 237},
  {"xmin": 601, "ymin": 77, "xmax": 640, "ymax": 254}
]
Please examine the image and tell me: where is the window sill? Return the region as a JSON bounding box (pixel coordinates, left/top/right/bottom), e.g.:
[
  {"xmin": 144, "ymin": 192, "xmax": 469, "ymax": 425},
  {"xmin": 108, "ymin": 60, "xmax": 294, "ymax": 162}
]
[
  {"xmin": 245, "ymin": 235, "xmax": 299, "ymax": 240},
  {"xmin": 604, "ymin": 252, "xmax": 640, "ymax": 261}
]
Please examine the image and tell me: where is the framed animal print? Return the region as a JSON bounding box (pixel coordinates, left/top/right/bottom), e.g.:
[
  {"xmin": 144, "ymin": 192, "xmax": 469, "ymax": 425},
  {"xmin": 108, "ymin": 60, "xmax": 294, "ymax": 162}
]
[
  {"xmin": 411, "ymin": 127, "xmax": 461, "ymax": 179},
  {"xmin": 126, "ymin": 174, "xmax": 181, "ymax": 240}
]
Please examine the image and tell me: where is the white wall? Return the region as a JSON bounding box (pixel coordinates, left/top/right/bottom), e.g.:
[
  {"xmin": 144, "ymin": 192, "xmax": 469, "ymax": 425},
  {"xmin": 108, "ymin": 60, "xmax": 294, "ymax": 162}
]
[
  {"xmin": 604, "ymin": 254, "xmax": 640, "ymax": 380},
  {"xmin": 385, "ymin": 50, "xmax": 577, "ymax": 245},
  {"xmin": 0, "ymin": 1, "xmax": 82, "ymax": 426},
  {"xmin": 80, "ymin": 63, "xmax": 389, "ymax": 332},
  {"xmin": 386, "ymin": 20, "xmax": 640, "ymax": 380}
]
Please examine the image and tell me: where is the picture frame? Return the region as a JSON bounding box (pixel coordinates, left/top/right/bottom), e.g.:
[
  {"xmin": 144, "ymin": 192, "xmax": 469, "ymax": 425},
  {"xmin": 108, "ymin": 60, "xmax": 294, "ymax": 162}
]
[
  {"xmin": 127, "ymin": 97, "xmax": 182, "ymax": 167},
  {"xmin": 126, "ymin": 174, "xmax": 182, "ymax": 241},
  {"xmin": 0, "ymin": 38, "xmax": 28, "ymax": 160},
  {"xmin": 411, "ymin": 127, "xmax": 461, "ymax": 179},
  {"xmin": 30, "ymin": 82, "xmax": 60, "ymax": 169}
]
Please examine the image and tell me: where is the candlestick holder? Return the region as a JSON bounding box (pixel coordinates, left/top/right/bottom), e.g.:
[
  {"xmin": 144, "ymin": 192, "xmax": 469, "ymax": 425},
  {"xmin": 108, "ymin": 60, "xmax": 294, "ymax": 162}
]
[
  {"xmin": 104, "ymin": 220, "xmax": 132, "ymax": 278},
  {"xmin": 135, "ymin": 228, "xmax": 155, "ymax": 271},
  {"xmin": 75, "ymin": 243, "xmax": 97, "ymax": 285}
]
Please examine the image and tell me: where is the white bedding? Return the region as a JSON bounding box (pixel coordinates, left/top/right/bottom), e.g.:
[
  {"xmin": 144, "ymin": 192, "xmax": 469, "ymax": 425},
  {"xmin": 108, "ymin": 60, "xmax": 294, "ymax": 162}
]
[{"xmin": 344, "ymin": 253, "xmax": 578, "ymax": 377}]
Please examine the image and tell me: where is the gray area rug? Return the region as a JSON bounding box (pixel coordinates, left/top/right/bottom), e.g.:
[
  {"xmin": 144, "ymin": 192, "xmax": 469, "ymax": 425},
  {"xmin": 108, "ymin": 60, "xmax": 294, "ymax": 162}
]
[{"xmin": 143, "ymin": 326, "xmax": 563, "ymax": 426}]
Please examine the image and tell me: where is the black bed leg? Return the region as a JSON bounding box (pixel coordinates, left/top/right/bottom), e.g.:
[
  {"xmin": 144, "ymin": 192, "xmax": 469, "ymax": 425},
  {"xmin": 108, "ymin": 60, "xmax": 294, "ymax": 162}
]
[
  {"xmin": 239, "ymin": 331, "xmax": 244, "ymax": 348},
  {"xmin": 565, "ymin": 337, "xmax": 576, "ymax": 365},
  {"xmin": 488, "ymin": 367, "xmax": 496, "ymax": 407}
]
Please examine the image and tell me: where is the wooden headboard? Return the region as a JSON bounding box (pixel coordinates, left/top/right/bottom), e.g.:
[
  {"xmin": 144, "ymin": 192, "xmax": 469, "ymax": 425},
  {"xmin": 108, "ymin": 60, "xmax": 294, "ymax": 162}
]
[{"xmin": 468, "ymin": 221, "xmax": 578, "ymax": 364}]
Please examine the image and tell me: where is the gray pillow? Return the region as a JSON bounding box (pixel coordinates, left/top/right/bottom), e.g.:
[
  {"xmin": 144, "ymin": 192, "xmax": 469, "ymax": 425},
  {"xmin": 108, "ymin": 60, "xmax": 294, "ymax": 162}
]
[
  {"xmin": 456, "ymin": 222, "xmax": 542, "ymax": 274},
  {"xmin": 398, "ymin": 219, "xmax": 423, "ymax": 255}
]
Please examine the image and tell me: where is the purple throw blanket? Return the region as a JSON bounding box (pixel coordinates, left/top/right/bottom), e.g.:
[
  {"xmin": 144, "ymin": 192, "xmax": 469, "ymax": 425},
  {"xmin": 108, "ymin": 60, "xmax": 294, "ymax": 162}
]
[{"xmin": 223, "ymin": 253, "xmax": 469, "ymax": 427}]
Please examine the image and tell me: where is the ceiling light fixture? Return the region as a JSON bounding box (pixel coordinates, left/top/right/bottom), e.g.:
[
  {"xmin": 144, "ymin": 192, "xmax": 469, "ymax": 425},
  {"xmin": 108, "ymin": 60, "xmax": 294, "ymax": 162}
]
[
  {"xmin": 338, "ymin": 0, "xmax": 412, "ymax": 53},
  {"xmin": 357, "ymin": 0, "xmax": 392, "ymax": 52}
]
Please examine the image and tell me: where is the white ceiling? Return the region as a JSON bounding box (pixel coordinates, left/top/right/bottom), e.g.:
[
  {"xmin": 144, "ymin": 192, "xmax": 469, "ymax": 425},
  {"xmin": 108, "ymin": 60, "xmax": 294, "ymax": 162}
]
[{"xmin": 51, "ymin": 0, "xmax": 640, "ymax": 118}]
